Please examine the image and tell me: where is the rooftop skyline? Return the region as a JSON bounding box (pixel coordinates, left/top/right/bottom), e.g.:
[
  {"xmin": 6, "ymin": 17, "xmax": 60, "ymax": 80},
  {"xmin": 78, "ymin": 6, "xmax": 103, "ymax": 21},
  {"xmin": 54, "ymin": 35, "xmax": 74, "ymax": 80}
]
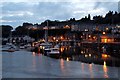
[{"xmin": 0, "ymin": 0, "xmax": 119, "ymax": 28}]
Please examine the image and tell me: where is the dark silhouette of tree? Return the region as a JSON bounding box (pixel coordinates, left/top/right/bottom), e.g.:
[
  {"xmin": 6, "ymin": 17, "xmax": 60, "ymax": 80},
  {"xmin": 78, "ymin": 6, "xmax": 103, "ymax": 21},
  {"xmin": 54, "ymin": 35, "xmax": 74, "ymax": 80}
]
[
  {"xmin": 93, "ymin": 15, "xmax": 103, "ymax": 24},
  {"xmin": 14, "ymin": 26, "xmax": 27, "ymax": 36},
  {"xmin": 104, "ymin": 11, "xmax": 113, "ymax": 24},
  {"xmin": 2, "ymin": 11, "xmax": 120, "ymax": 39},
  {"xmin": 70, "ymin": 18, "xmax": 76, "ymax": 21},
  {"xmin": 92, "ymin": 11, "xmax": 120, "ymax": 24},
  {"xmin": 0, "ymin": 25, "xmax": 13, "ymax": 38},
  {"xmin": 112, "ymin": 11, "xmax": 120, "ymax": 24},
  {"xmin": 22, "ymin": 22, "xmax": 33, "ymax": 28},
  {"xmin": 34, "ymin": 23, "xmax": 39, "ymax": 26}
]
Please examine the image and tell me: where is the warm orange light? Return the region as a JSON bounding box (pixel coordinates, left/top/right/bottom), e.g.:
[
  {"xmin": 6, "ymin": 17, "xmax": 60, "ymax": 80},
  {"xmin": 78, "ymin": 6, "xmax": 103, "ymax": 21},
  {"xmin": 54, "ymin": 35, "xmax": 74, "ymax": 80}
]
[
  {"xmin": 104, "ymin": 39, "xmax": 107, "ymax": 43},
  {"xmin": 88, "ymin": 35, "xmax": 91, "ymax": 38},
  {"xmin": 102, "ymin": 54, "xmax": 108, "ymax": 58},
  {"xmin": 81, "ymin": 51, "xmax": 84, "ymax": 54},
  {"xmin": 66, "ymin": 57, "xmax": 69, "ymax": 61},
  {"xmin": 101, "ymin": 38, "xmax": 108, "ymax": 43},
  {"xmin": 60, "ymin": 58, "xmax": 64, "ymax": 70},
  {"xmin": 64, "ymin": 25, "xmax": 70, "ymax": 29},
  {"xmin": 93, "ymin": 36, "xmax": 96, "ymax": 39},
  {"xmin": 60, "ymin": 36, "xmax": 64, "ymax": 40},
  {"xmin": 32, "ymin": 27, "xmax": 37, "ymax": 30},
  {"xmin": 56, "ymin": 39, "xmax": 58, "ymax": 41},
  {"xmin": 65, "ymin": 47, "xmax": 68, "ymax": 50},
  {"xmin": 106, "ymin": 27, "xmax": 109, "ymax": 31},
  {"xmin": 85, "ymin": 54, "xmax": 88, "ymax": 57},
  {"xmin": 103, "ymin": 32, "xmax": 106, "ymax": 35},
  {"xmin": 60, "ymin": 47, "xmax": 64, "ymax": 52},
  {"xmin": 42, "ymin": 39, "xmax": 45, "ymax": 42},
  {"xmin": 104, "ymin": 61, "xmax": 107, "ymax": 67},
  {"xmin": 53, "ymin": 37, "xmax": 56, "ymax": 40},
  {"xmin": 103, "ymin": 61, "xmax": 108, "ymax": 78},
  {"xmin": 32, "ymin": 43, "xmax": 34, "ymax": 47},
  {"xmin": 89, "ymin": 54, "xmax": 91, "ymax": 57}
]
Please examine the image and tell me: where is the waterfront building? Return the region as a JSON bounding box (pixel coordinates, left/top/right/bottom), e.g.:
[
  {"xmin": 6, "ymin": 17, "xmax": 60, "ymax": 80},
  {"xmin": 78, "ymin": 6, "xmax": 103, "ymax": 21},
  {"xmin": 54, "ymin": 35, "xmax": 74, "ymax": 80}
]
[{"xmin": 2, "ymin": 35, "xmax": 35, "ymax": 45}]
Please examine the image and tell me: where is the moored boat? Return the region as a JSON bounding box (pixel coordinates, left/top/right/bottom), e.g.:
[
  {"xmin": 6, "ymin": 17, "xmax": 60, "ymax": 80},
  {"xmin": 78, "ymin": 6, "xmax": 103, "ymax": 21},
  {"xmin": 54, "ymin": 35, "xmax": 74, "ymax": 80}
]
[
  {"xmin": 46, "ymin": 48, "xmax": 60, "ymax": 58},
  {"xmin": 2, "ymin": 45, "xmax": 16, "ymax": 52}
]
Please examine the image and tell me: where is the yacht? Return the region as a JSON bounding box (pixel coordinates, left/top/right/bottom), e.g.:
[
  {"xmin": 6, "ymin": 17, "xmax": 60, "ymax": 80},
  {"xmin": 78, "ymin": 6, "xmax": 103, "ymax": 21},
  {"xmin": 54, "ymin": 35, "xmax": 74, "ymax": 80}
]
[
  {"xmin": 39, "ymin": 20, "xmax": 53, "ymax": 50},
  {"xmin": 46, "ymin": 48, "xmax": 60, "ymax": 58},
  {"xmin": 40, "ymin": 42, "xmax": 52, "ymax": 49}
]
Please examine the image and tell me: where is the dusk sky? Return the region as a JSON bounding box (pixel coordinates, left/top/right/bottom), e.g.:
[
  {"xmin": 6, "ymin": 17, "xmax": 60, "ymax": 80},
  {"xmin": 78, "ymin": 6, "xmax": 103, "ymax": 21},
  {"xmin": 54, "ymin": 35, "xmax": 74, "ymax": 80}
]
[{"xmin": 0, "ymin": 0, "xmax": 119, "ymax": 28}]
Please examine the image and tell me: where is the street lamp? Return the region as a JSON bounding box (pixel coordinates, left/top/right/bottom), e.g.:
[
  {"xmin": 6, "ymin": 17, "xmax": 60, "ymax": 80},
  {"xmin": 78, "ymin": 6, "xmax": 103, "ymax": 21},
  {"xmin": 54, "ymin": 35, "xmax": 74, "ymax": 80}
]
[
  {"xmin": 102, "ymin": 32, "xmax": 106, "ymax": 35},
  {"xmin": 88, "ymin": 35, "xmax": 91, "ymax": 38},
  {"xmin": 60, "ymin": 36, "xmax": 64, "ymax": 40},
  {"xmin": 53, "ymin": 37, "xmax": 56, "ymax": 40}
]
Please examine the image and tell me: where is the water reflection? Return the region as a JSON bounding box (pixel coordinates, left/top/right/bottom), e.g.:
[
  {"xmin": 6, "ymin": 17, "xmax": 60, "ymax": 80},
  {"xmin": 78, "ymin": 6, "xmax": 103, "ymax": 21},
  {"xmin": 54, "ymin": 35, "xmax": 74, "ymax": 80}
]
[
  {"xmin": 102, "ymin": 54, "xmax": 110, "ymax": 60},
  {"xmin": 53, "ymin": 45, "xmax": 120, "ymax": 67},
  {"xmin": 103, "ymin": 61, "xmax": 109, "ymax": 78},
  {"xmin": 32, "ymin": 52, "xmax": 36, "ymax": 56},
  {"xmin": 81, "ymin": 63, "xmax": 84, "ymax": 72},
  {"xmin": 32, "ymin": 52, "xmax": 37, "ymax": 72},
  {"xmin": 60, "ymin": 58, "xmax": 65, "ymax": 71},
  {"xmin": 32, "ymin": 52, "xmax": 41, "ymax": 56},
  {"xmin": 66, "ymin": 57, "xmax": 70, "ymax": 61},
  {"xmin": 89, "ymin": 64, "xmax": 94, "ymax": 78}
]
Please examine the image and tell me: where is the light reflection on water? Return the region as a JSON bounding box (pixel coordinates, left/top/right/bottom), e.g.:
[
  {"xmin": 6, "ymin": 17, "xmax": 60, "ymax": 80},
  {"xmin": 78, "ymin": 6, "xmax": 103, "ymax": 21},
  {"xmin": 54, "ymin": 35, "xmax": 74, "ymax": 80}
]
[
  {"xmin": 81, "ymin": 63, "xmax": 84, "ymax": 72},
  {"xmin": 30, "ymin": 44, "xmax": 119, "ymax": 78},
  {"xmin": 31, "ymin": 49, "xmax": 114, "ymax": 78},
  {"xmin": 32, "ymin": 52, "xmax": 36, "ymax": 56},
  {"xmin": 32, "ymin": 54, "xmax": 36, "ymax": 70},
  {"xmin": 60, "ymin": 58, "xmax": 65, "ymax": 72},
  {"xmin": 58, "ymin": 45, "xmax": 120, "ymax": 67},
  {"xmin": 89, "ymin": 64, "xmax": 94, "ymax": 78},
  {"xmin": 66, "ymin": 57, "xmax": 70, "ymax": 61},
  {"xmin": 2, "ymin": 49, "xmax": 119, "ymax": 78},
  {"xmin": 103, "ymin": 61, "xmax": 109, "ymax": 78}
]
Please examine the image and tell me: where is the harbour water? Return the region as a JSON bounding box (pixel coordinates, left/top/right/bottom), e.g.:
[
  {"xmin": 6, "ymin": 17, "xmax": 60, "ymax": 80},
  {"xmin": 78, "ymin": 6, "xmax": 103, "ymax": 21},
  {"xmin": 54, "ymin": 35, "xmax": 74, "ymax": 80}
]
[
  {"xmin": 2, "ymin": 45, "xmax": 120, "ymax": 78},
  {"xmin": 57, "ymin": 44, "xmax": 120, "ymax": 67}
]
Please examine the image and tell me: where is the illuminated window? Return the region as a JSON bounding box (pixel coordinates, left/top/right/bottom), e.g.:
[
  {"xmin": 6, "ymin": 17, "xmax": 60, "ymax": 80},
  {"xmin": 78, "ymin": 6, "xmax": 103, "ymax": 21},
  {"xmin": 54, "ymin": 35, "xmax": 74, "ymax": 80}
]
[
  {"xmin": 103, "ymin": 32, "xmax": 106, "ymax": 35},
  {"xmin": 88, "ymin": 35, "xmax": 91, "ymax": 38},
  {"xmin": 106, "ymin": 28, "xmax": 109, "ymax": 31},
  {"xmin": 104, "ymin": 39, "xmax": 107, "ymax": 43},
  {"xmin": 101, "ymin": 38, "xmax": 108, "ymax": 43},
  {"xmin": 85, "ymin": 29, "xmax": 88, "ymax": 31}
]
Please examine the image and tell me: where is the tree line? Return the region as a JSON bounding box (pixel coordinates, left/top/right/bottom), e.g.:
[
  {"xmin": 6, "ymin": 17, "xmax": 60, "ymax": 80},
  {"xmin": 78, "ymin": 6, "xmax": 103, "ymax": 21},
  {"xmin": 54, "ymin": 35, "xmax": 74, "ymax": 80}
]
[{"xmin": 1, "ymin": 11, "xmax": 120, "ymax": 38}]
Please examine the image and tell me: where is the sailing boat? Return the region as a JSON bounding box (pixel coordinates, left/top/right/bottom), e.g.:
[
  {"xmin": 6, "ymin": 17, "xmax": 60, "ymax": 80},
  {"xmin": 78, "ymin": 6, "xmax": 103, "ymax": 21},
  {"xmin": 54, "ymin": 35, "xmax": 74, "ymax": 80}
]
[
  {"xmin": 40, "ymin": 20, "xmax": 52, "ymax": 50},
  {"xmin": 39, "ymin": 20, "xmax": 60, "ymax": 57}
]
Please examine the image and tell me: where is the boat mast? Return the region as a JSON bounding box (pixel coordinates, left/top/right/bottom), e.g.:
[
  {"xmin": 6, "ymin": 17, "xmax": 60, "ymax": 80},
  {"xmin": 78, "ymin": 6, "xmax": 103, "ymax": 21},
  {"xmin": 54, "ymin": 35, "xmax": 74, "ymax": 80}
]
[
  {"xmin": 9, "ymin": 30, "xmax": 12, "ymax": 43},
  {"xmin": 45, "ymin": 20, "xmax": 48, "ymax": 43}
]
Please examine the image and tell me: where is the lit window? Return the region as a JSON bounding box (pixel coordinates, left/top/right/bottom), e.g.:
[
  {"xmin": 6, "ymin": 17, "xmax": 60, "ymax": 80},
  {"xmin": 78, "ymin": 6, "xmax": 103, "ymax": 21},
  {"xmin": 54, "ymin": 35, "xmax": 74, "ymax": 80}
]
[
  {"xmin": 103, "ymin": 32, "xmax": 106, "ymax": 35},
  {"xmin": 106, "ymin": 28, "xmax": 109, "ymax": 31}
]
